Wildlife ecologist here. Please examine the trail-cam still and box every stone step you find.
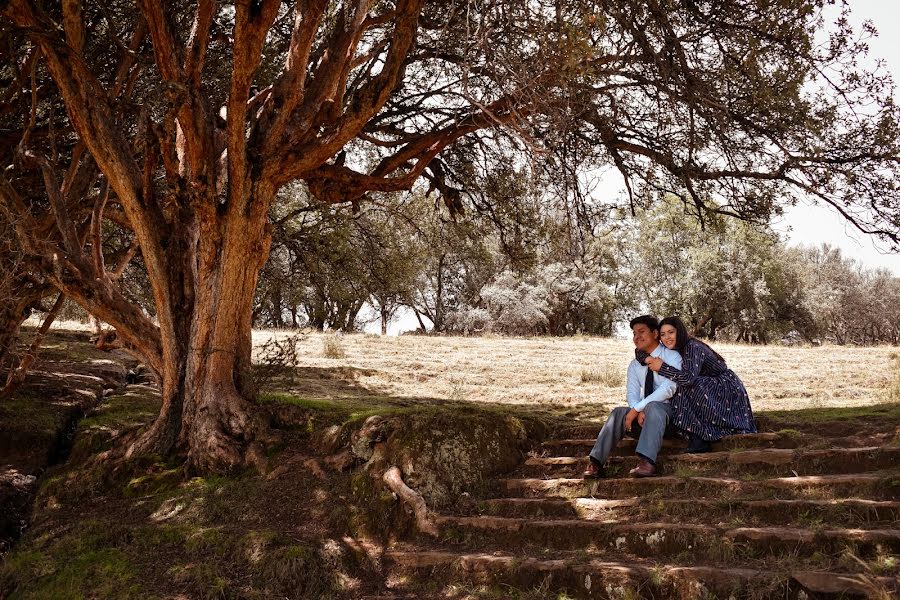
[520,446,900,478]
[536,431,894,457]
[500,472,898,501]
[432,515,900,559]
[476,497,900,527]
[538,436,690,457]
[753,413,899,438]
[558,418,897,441]
[385,550,899,599]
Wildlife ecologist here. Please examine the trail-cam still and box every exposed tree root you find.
[383,466,438,537]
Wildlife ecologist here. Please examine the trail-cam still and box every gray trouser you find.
[589,402,672,465]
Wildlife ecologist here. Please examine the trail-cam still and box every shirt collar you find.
[649,343,665,357]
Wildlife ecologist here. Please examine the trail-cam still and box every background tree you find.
[407,210,500,334]
[355,202,425,335]
[623,197,810,342]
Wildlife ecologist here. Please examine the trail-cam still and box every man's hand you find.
[624,408,639,432]
[637,411,646,427]
[645,356,663,372]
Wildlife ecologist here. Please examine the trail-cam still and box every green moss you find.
[128,524,191,551]
[0,522,145,599]
[238,530,279,564]
[77,391,160,431]
[190,473,263,524]
[32,340,111,364]
[348,471,411,540]
[124,467,184,497]
[185,528,229,556]
[258,392,345,412]
[66,389,161,463]
[8,548,143,600]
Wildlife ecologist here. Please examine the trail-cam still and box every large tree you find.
[2,0,898,472]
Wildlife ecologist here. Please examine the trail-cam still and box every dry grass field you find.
[27,321,897,414]
[250,329,899,416]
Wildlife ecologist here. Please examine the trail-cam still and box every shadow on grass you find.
[253,362,584,433]
[755,401,900,437]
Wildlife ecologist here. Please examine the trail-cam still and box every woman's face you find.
[660,324,678,350]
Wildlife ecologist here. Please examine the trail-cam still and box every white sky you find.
[774,0,899,275]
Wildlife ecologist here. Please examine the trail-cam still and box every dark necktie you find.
[644,364,655,398]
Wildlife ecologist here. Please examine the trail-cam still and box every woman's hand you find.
[644,356,663,372]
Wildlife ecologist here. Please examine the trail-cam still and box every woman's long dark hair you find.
[660,316,725,363]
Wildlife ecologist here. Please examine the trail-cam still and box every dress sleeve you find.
[657,341,704,387]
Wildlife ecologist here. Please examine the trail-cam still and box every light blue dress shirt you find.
[625,344,683,412]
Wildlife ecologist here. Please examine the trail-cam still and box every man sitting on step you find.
[582,315,682,479]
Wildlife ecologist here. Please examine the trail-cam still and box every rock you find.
[351,415,391,462]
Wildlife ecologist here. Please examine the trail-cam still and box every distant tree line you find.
[250,191,900,345]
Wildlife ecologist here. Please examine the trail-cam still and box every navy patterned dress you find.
[649,339,756,441]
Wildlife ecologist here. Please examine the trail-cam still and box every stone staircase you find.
[373,421,900,599]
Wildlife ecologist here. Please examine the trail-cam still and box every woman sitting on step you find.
[639,316,757,453]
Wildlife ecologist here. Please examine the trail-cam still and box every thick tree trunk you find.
[0,312,23,372]
[271,285,284,328]
[127,192,273,473]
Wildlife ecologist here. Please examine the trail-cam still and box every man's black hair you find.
[629,315,660,332]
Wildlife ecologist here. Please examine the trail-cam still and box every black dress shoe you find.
[681,435,712,454]
[628,458,656,478]
[582,458,606,479]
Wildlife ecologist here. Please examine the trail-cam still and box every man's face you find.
[632,323,659,352]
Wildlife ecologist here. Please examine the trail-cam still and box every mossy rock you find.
[351,408,547,509]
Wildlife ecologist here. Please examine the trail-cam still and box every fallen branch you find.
[383,466,438,537]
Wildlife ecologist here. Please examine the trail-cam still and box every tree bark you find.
[126,190,272,472]
[0,311,24,374]
[413,308,427,333]
[434,254,446,332]
[271,286,284,328]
